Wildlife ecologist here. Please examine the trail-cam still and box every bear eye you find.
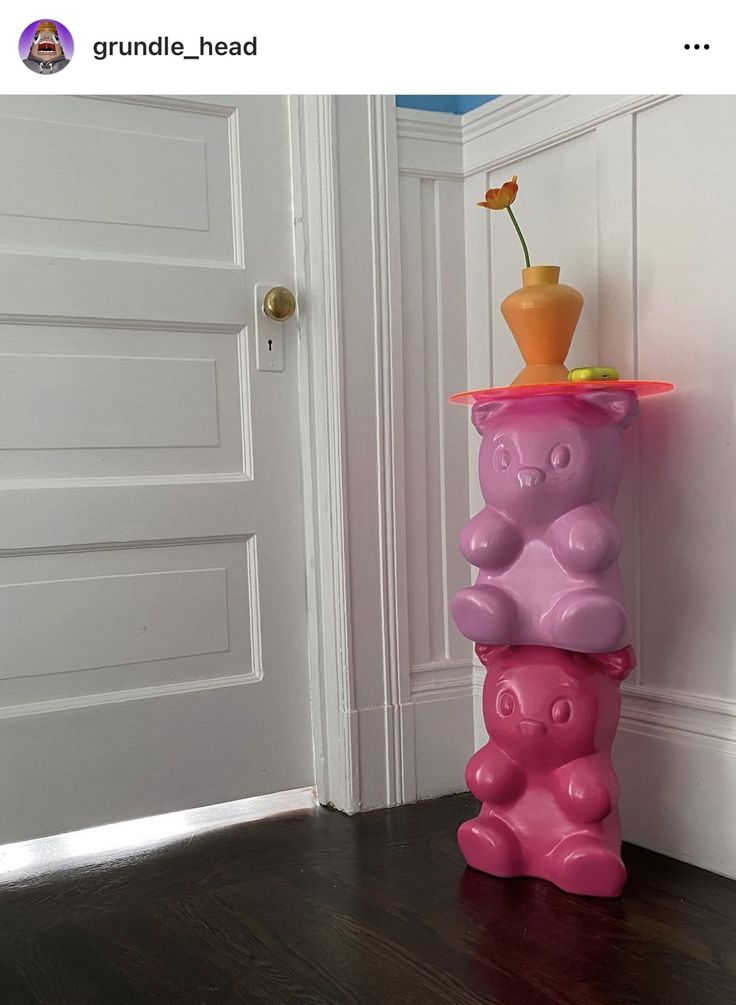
[493,445,511,472]
[550,444,571,469]
[551,699,572,723]
[497,690,515,716]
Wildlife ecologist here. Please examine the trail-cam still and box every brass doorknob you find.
[262,286,296,321]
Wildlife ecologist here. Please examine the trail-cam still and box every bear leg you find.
[451,585,519,644]
[542,589,628,653]
[546,834,626,897]
[457,814,524,877]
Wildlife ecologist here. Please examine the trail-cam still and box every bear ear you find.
[475,643,510,670]
[471,399,509,435]
[590,645,637,681]
[578,389,639,430]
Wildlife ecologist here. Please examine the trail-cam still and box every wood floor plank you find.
[0,794,733,1004]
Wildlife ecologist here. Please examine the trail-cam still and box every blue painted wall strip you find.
[395,95,499,114]
[456,95,500,114]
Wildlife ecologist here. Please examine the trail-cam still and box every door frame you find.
[290,95,413,813]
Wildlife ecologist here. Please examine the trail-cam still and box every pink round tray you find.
[449,380,674,406]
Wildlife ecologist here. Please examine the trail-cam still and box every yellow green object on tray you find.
[568,367,620,382]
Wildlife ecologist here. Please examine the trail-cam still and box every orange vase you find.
[501,265,584,386]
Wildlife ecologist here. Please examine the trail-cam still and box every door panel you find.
[0,539,260,694]
[0,95,313,843]
[0,98,236,262]
[0,324,249,476]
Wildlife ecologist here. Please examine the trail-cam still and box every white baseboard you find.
[617,686,736,877]
[410,659,475,800]
[616,720,736,880]
[412,691,474,799]
[0,786,317,884]
[342,662,476,813]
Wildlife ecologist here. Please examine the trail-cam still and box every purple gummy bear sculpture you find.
[451,390,638,653]
[458,643,635,897]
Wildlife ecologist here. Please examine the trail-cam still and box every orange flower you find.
[478,175,518,210]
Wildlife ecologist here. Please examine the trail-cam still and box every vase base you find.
[512,363,569,386]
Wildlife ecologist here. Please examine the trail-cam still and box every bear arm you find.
[459,508,523,570]
[548,504,622,574]
[465,743,526,805]
[554,756,613,823]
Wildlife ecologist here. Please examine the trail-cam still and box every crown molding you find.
[462,94,674,176]
[395,106,463,143]
[395,109,463,178]
[396,94,677,180]
[459,94,562,142]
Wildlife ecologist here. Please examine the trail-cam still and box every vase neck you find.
[522,265,560,287]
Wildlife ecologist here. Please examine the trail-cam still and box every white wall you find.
[397,95,736,878]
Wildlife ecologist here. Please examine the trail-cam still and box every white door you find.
[0,95,314,843]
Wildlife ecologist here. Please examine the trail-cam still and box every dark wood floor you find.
[0,793,734,1004]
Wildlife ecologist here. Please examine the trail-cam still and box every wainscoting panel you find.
[399,173,470,671]
[397,128,472,801]
[397,96,736,876]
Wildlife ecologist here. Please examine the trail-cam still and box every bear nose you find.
[519,719,547,736]
[517,467,545,489]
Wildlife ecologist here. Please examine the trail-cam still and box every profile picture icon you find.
[19,19,73,74]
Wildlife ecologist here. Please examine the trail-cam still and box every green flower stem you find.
[506,206,530,268]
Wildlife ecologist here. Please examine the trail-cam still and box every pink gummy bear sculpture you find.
[458,643,635,897]
[451,390,638,653]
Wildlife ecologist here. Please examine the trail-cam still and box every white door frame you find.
[289,95,413,813]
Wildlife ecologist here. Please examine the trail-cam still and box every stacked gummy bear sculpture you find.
[451,387,643,897]
[453,184,673,895]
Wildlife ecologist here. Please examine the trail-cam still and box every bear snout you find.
[517,467,545,489]
[519,719,547,736]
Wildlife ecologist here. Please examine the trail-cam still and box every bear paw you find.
[542,589,628,653]
[457,815,523,877]
[547,836,626,897]
[451,585,519,644]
